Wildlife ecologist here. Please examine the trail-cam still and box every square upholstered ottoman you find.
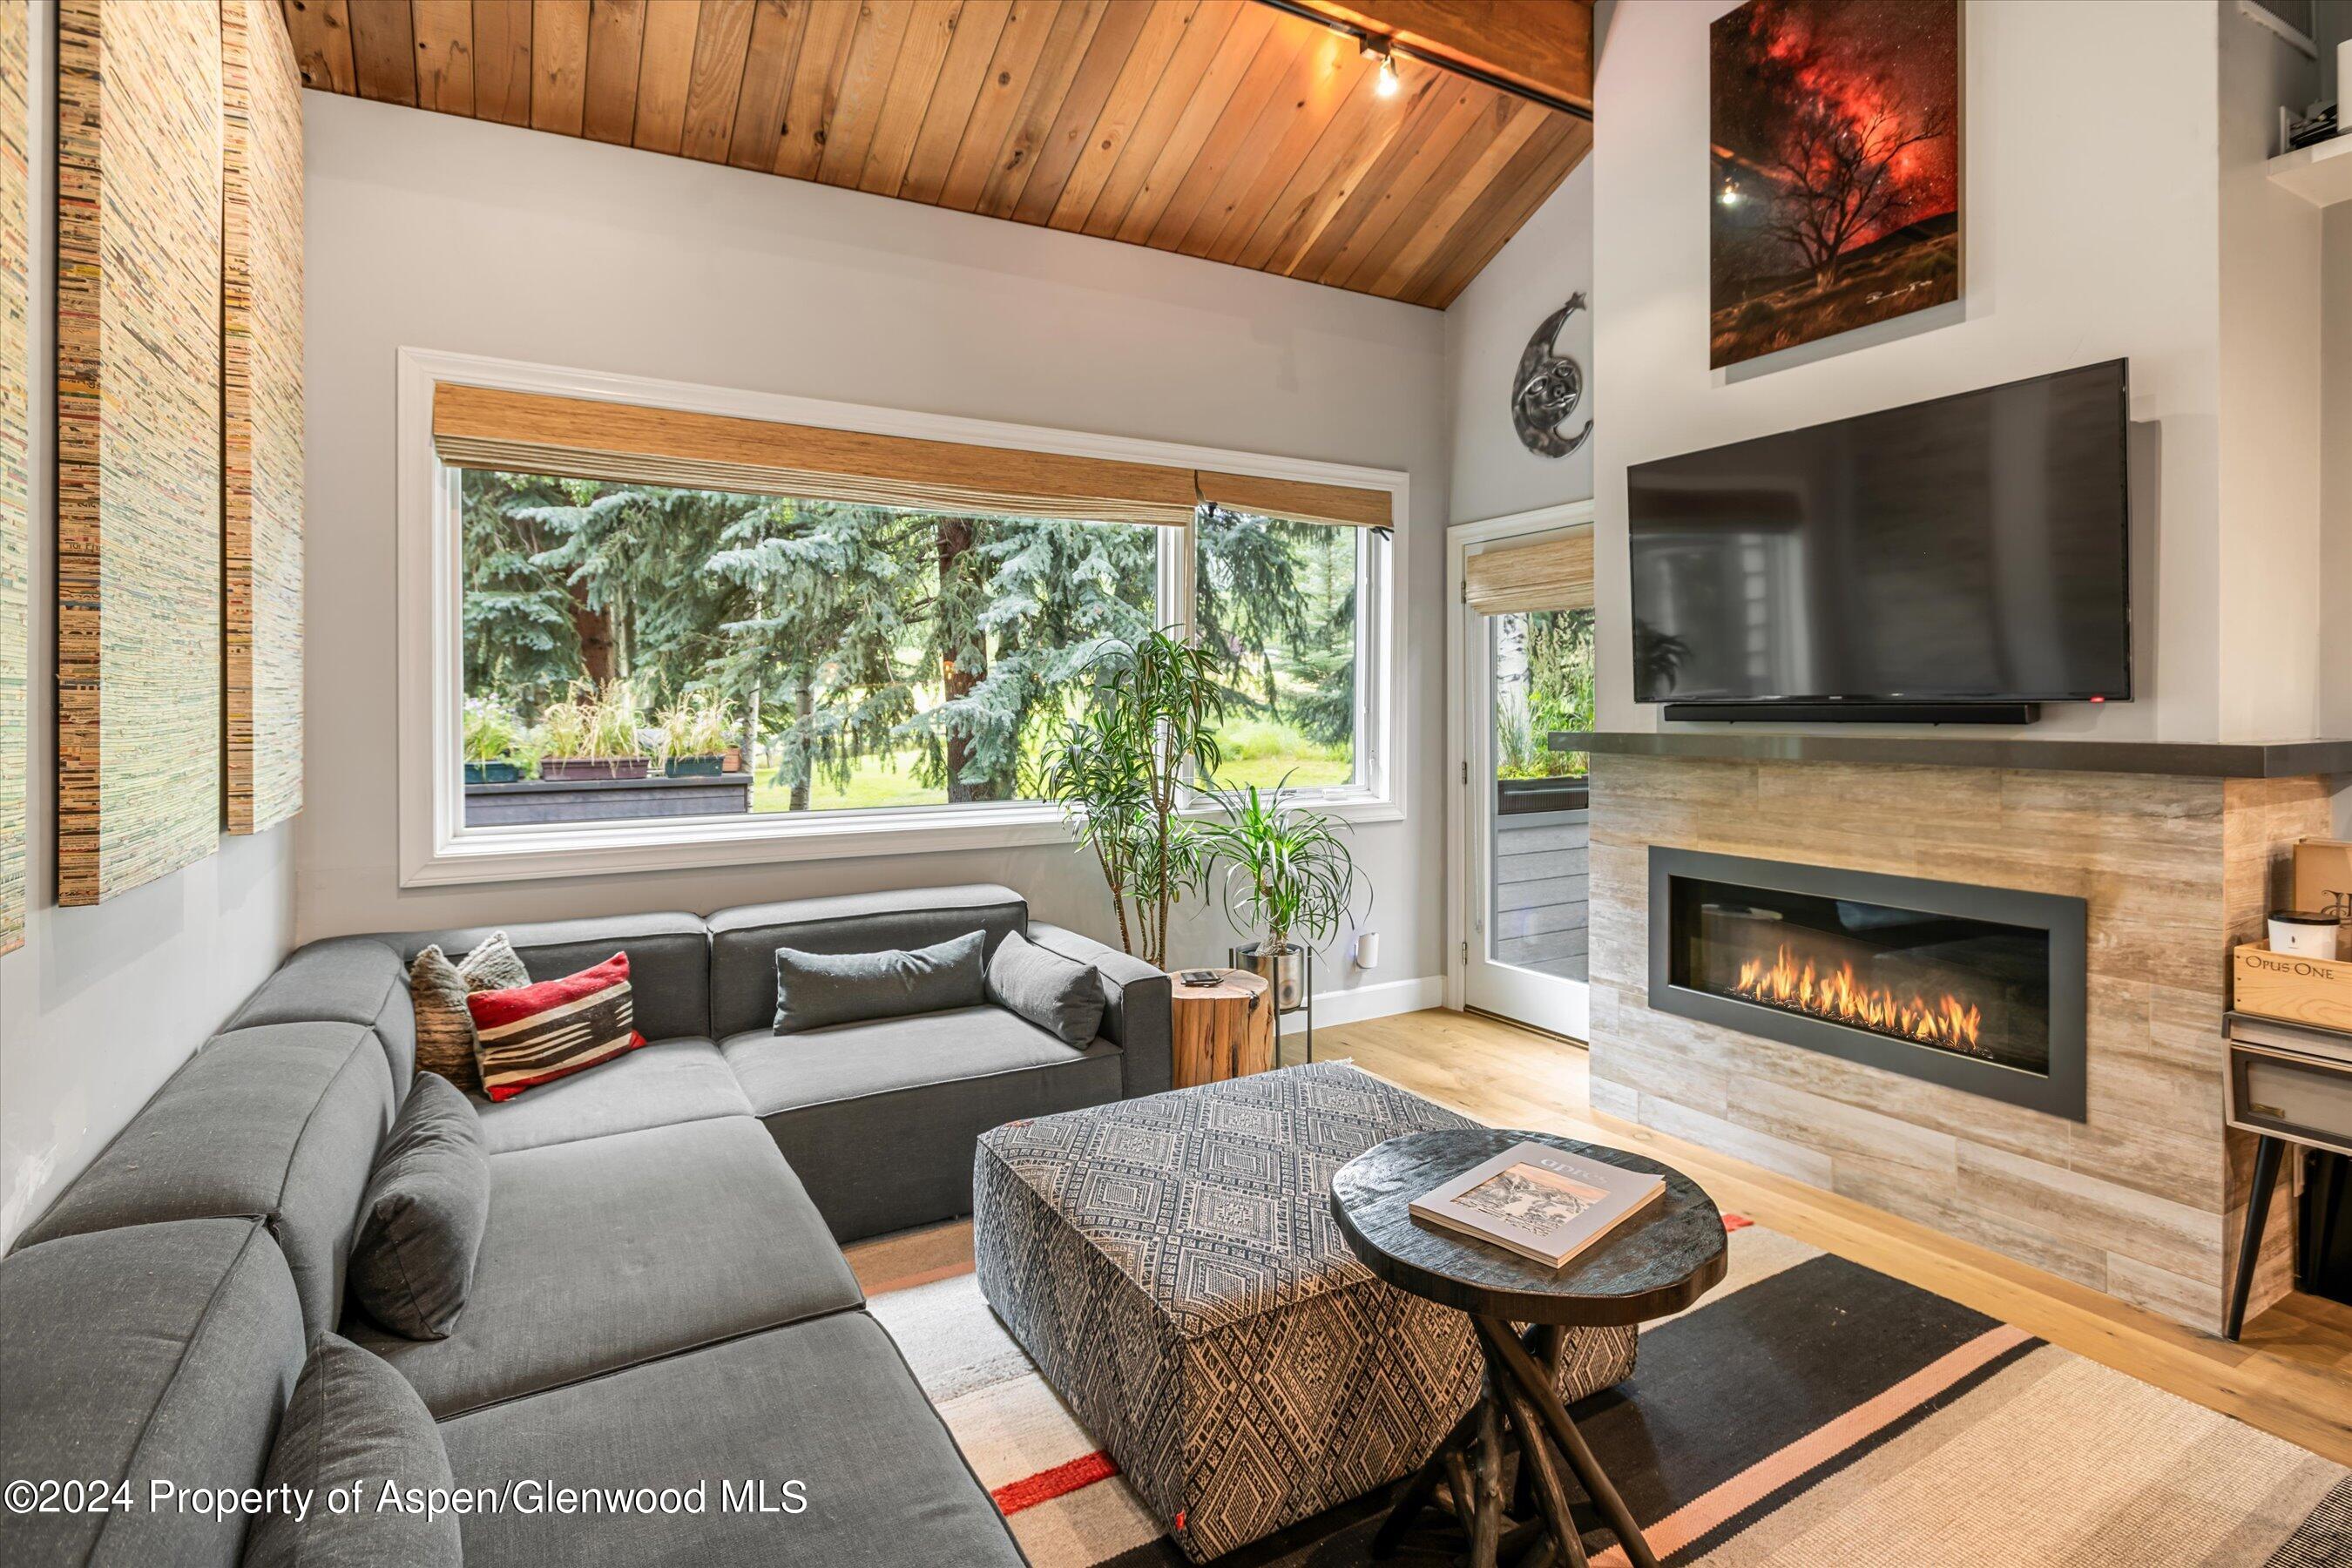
[972,1061,1638,1562]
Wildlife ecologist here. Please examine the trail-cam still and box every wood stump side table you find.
[1331,1128,1728,1568]
[1168,969,1276,1088]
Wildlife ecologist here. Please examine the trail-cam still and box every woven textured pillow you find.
[466,952,645,1102]
[409,933,530,1092]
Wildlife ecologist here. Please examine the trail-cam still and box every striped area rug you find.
[867,1219,2352,1567]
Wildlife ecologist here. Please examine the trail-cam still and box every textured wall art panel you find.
[56,0,224,905]
[0,3,27,951]
[223,0,302,835]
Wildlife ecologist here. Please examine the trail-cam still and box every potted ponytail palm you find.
[1198,780,1365,1010]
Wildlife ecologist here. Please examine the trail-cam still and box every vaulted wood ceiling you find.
[276,0,1592,308]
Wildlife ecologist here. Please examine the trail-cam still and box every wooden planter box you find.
[2234,942,2352,1034]
[1496,775,1590,817]
[539,756,652,781]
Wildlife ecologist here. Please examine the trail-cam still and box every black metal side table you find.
[1330,1128,1727,1568]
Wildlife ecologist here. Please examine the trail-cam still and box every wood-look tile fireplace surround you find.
[1571,733,2352,1334]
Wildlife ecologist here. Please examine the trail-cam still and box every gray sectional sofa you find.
[0,885,1168,1567]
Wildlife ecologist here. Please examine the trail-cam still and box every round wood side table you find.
[1166,968,1276,1088]
[1330,1128,1728,1568]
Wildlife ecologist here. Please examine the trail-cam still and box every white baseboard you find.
[1277,974,1446,1035]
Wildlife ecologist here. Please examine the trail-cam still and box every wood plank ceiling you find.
[277,0,1592,308]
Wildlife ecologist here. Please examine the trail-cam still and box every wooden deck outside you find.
[1493,804,1588,980]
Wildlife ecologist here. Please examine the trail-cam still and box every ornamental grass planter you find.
[665,754,726,778]
[538,756,652,782]
[463,760,524,785]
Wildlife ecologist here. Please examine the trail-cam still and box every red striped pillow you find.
[465,953,645,1102]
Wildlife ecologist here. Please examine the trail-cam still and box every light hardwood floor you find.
[845,1006,2352,1466]
[1310,1007,2352,1468]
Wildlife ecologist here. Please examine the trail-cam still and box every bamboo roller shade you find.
[432,385,1392,530]
[1463,528,1594,613]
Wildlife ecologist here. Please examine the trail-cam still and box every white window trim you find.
[396,348,1409,889]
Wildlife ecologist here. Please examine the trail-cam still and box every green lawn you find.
[744,720,1352,813]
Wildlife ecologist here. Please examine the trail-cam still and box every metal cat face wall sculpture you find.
[1513,294,1592,458]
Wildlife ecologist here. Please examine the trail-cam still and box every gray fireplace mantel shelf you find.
[1548,730,2352,780]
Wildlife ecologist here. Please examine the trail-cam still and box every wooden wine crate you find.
[2234,943,2352,1034]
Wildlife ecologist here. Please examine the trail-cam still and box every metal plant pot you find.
[1236,941,1306,1010]
[666,754,725,778]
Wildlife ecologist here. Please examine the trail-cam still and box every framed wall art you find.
[1709,0,1961,368]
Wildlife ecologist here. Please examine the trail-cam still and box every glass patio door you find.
[1459,524,1594,1038]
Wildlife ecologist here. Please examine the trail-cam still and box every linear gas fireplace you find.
[1648,848,2087,1120]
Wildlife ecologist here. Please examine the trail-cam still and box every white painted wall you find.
[2218,3,2327,743]
[2328,199,2352,835]
[296,93,1450,1002]
[0,17,295,1248]
[1590,0,2230,742]
[1443,164,1594,525]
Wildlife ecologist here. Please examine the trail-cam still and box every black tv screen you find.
[1627,361,2132,708]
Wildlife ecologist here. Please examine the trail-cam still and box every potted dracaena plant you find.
[1039,629,1223,971]
[1196,777,1366,1010]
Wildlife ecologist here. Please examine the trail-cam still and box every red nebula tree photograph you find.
[1708,0,1961,369]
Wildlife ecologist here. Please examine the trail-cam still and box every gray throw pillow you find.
[773,929,986,1034]
[245,1333,462,1568]
[348,1073,488,1341]
[986,929,1106,1046]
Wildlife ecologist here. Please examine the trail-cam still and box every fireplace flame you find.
[1732,943,1984,1051]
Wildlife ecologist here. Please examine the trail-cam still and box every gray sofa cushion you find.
[380,911,711,1044]
[348,1074,489,1340]
[1028,920,1175,1098]
[12,1021,396,1338]
[708,884,1027,1038]
[774,929,985,1034]
[227,936,418,1093]
[725,1006,1125,1242]
[347,1116,861,1417]
[986,928,1106,1045]
[0,1218,305,1568]
[442,1310,1024,1568]
[470,1037,754,1154]
[245,1334,462,1568]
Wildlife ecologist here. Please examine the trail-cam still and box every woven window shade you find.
[432,384,1392,530]
[1463,529,1594,614]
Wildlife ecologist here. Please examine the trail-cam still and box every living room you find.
[4,0,2352,1564]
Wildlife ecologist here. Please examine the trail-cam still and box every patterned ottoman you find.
[972,1061,1638,1562]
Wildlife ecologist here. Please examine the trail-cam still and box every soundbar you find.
[1661,702,2042,726]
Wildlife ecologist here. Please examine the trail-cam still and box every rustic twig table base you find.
[1329,1129,1729,1568]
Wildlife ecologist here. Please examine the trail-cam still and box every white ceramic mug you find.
[2268,910,2347,960]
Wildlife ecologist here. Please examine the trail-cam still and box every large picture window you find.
[402,354,1403,882]
[459,472,1163,824]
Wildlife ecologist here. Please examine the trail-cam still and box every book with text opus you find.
[1409,1143,1666,1269]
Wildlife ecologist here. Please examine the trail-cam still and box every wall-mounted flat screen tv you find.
[1627,360,2132,709]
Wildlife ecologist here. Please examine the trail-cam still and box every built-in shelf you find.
[2268,135,2352,207]
[1549,730,2352,779]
